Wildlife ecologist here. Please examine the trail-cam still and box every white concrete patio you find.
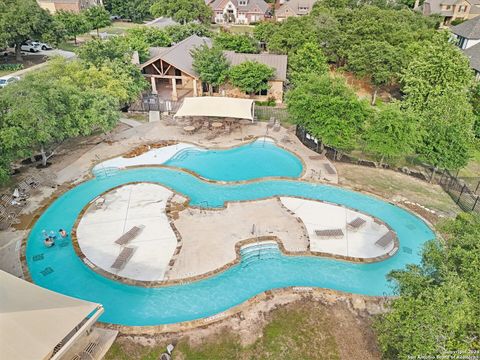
[76,183,177,281]
[280,197,395,259]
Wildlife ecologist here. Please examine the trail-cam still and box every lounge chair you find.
[273,121,281,132]
[315,229,344,238]
[324,163,336,175]
[115,225,144,245]
[375,231,396,248]
[347,217,366,230]
[111,247,136,270]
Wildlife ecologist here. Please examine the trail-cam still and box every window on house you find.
[254,88,268,96]
[239,0,247,5]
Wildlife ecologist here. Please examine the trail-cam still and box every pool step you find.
[240,242,281,268]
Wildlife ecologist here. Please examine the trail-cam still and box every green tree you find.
[363,104,420,165]
[375,213,480,359]
[125,27,171,61]
[288,42,328,85]
[214,32,259,53]
[191,44,230,95]
[228,61,275,96]
[104,0,153,23]
[77,37,132,66]
[416,92,475,174]
[253,21,278,44]
[55,10,90,44]
[84,5,111,36]
[165,23,212,43]
[0,0,52,61]
[347,40,402,105]
[150,0,212,24]
[402,33,473,112]
[286,75,371,151]
[266,16,319,55]
[471,82,480,139]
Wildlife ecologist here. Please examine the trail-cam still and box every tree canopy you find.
[191,44,230,94]
[375,213,480,358]
[150,0,212,24]
[165,23,212,43]
[228,61,275,96]
[214,32,259,53]
[287,75,371,151]
[84,5,111,36]
[288,42,329,85]
[54,10,90,44]
[104,0,153,23]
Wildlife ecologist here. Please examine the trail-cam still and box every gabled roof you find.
[0,270,102,360]
[463,41,480,71]
[210,0,269,13]
[224,51,288,81]
[451,16,480,39]
[145,17,178,28]
[276,0,318,16]
[141,35,213,78]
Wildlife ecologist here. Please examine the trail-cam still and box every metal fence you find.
[128,94,182,113]
[254,106,289,122]
[295,126,480,214]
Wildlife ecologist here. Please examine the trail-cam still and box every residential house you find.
[209,0,270,25]
[139,35,288,103]
[275,0,318,21]
[451,17,480,78]
[417,0,480,26]
[36,0,102,13]
[145,17,179,29]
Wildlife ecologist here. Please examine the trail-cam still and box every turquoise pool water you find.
[26,167,435,326]
[164,139,303,181]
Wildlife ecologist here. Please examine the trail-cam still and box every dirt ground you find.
[106,292,382,360]
[335,162,460,221]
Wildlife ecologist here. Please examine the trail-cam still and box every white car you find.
[0,76,20,88]
[31,41,52,50]
[20,42,40,53]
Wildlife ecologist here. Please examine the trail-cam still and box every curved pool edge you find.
[22,167,436,326]
[96,286,392,334]
[91,135,308,182]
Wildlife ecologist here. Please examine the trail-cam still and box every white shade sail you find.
[174,96,254,120]
[0,270,102,360]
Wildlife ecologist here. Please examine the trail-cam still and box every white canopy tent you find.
[0,270,103,360]
[174,96,254,120]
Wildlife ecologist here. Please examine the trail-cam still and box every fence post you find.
[457,184,466,205]
[473,195,479,212]
[476,180,480,195]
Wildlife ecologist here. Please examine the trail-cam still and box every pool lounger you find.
[347,217,366,230]
[315,229,344,238]
[115,225,144,245]
[324,163,336,175]
[111,247,136,270]
[375,231,396,248]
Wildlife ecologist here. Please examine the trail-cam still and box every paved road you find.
[3,49,76,78]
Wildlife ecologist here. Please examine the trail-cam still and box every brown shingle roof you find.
[223,51,288,81]
[463,42,480,72]
[451,16,480,39]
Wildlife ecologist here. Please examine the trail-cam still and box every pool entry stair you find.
[240,241,281,268]
[92,167,119,179]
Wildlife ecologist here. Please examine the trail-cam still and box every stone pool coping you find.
[90,136,309,182]
[95,286,392,334]
[66,172,400,287]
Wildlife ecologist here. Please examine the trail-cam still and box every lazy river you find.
[26,142,435,326]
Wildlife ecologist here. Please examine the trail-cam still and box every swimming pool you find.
[25,143,435,326]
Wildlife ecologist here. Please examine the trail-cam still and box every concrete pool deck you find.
[76,183,177,281]
[280,197,396,259]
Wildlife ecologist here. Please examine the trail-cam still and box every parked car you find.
[19,42,40,53]
[31,41,52,50]
[0,76,20,88]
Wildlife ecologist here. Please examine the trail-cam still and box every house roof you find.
[141,35,213,77]
[210,0,269,13]
[224,51,288,81]
[451,16,480,39]
[145,17,179,28]
[463,41,480,71]
[276,0,318,16]
[0,270,102,360]
[142,35,288,82]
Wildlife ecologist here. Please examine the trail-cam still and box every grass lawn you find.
[0,69,11,77]
[97,21,141,35]
[56,41,78,53]
[104,300,376,360]
[335,162,460,217]
[211,24,255,34]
